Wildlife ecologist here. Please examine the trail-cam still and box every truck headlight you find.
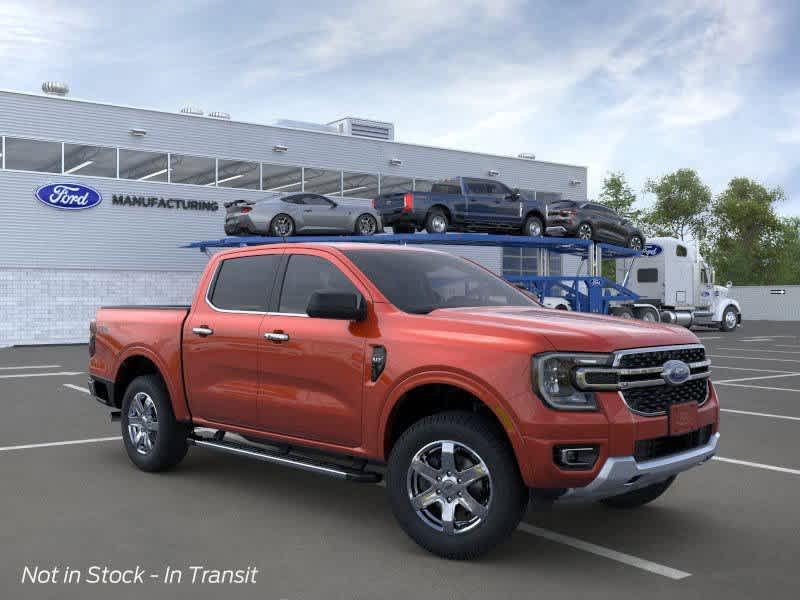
[532,353,613,411]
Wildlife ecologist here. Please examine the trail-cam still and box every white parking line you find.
[0,364,61,370]
[708,354,800,363]
[517,524,691,580]
[714,373,800,384]
[0,371,84,379]
[696,336,722,340]
[773,344,800,349]
[0,437,121,453]
[714,382,800,393]
[713,456,800,476]
[717,347,800,355]
[711,365,796,373]
[63,383,90,394]
[721,408,800,422]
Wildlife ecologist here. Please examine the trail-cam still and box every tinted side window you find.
[210,255,281,311]
[466,182,487,194]
[279,255,359,314]
[637,268,659,283]
[430,184,461,194]
[305,195,333,206]
[283,195,305,205]
[676,245,688,257]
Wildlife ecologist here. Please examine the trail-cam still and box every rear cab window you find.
[209,254,282,311]
[278,254,360,315]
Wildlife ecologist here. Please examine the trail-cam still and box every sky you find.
[2,0,799,213]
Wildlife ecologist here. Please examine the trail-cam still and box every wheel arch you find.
[112,349,174,412]
[427,204,452,222]
[523,209,545,224]
[378,372,527,477]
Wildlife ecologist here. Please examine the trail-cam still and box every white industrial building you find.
[0,85,588,346]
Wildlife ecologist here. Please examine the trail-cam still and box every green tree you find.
[598,171,640,220]
[642,169,711,241]
[707,178,787,285]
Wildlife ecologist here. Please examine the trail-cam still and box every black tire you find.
[522,215,544,237]
[576,222,593,240]
[355,213,379,236]
[425,209,449,234]
[224,224,240,236]
[387,411,528,560]
[269,214,295,237]
[634,306,660,323]
[121,375,189,472]
[611,306,635,319]
[600,476,676,509]
[392,224,416,234]
[628,234,644,250]
[720,306,739,332]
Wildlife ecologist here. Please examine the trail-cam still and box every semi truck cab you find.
[617,236,741,331]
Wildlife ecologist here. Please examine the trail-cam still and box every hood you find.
[425,306,699,353]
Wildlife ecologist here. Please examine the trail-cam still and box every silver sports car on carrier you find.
[224,192,384,237]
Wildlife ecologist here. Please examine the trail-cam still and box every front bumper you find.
[559,432,720,502]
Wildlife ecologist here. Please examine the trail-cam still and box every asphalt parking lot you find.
[2,321,800,599]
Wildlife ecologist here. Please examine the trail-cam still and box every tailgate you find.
[373,192,408,212]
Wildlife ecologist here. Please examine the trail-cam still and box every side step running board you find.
[188,436,381,483]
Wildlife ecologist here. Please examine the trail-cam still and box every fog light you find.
[554,446,599,469]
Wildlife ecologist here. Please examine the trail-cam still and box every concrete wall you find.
[729,285,800,321]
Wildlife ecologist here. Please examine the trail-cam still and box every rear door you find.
[257,251,369,447]
[463,179,492,226]
[183,251,282,426]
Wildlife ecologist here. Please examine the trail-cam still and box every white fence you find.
[729,285,800,321]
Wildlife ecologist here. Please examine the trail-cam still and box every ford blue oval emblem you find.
[662,360,691,386]
[642,244,663,257]
[35,183,103,210]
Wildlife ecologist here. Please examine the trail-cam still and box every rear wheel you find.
[355,213,379,236]
[634,306,660,322]
[720,306,739,332]
[628,234,644,250]
[387,411,527,559]
[611,306,634,319]
[523,215,544,237]
[121,375,188,472]
[576,222,593,240]
[425,209,449,234]
[600,476,676,509]
[270,214,295,237]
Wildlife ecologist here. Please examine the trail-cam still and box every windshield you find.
[343,249,539,314]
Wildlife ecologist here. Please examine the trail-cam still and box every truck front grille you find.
[621,379,709,415]
[618,346,706,369]
[634,425,713,461]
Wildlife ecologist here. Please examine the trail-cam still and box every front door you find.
[183,252,282,426]
[258,251,368,447]
[484,181,520,227]
[301,194,344,232]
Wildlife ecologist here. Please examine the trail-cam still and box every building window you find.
[342,171,379,198]
[63,143,117,177]
[380,176,413,195]
[304,167,342,195]
[4,137,61,173]
[262,163,302,192]
[119,149,168,182]
[170,154,216,186]
[217,159,260,189]
[502,248,562,277]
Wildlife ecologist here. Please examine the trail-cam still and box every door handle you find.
[304,209,313,213]
[192,326,214,336]
[264,332,290,342]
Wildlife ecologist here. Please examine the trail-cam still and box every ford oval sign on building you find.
[35,183,103,210]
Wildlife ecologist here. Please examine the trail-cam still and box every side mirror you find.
[508,188,521,200]
[307,291,366,321]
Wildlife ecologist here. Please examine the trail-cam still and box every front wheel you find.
[600,476,676,509]
[355,213,379,236]
[522,215,544,237]
[720,306,739,332]
[121,375,189,472]
[387,411,527,559]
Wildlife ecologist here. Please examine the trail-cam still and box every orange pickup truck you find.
[89,242,719,559]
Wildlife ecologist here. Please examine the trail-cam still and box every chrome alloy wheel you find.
[527,219,543,236]
[724,308,738,329]
[577,223,593,240]
[406,440,492,535]
[430,215,447,233]
[127,392,159,455]
[357,214,377,235]
[272,215,294,236]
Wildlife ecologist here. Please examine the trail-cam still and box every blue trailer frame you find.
[184,233,641,315]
